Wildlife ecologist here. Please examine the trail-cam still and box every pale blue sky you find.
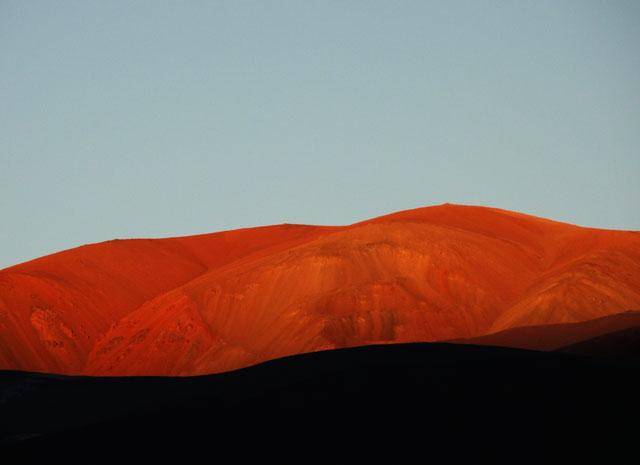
[1,1,639,268]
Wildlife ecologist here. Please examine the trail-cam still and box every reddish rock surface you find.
[1,203,639,375]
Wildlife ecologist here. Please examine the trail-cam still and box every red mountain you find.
[1,204,639,375]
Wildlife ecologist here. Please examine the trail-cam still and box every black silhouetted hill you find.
[2,341,638,463]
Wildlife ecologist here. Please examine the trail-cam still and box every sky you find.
[1,1,639,268]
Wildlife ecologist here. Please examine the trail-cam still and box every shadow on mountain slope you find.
[453,310,640,351]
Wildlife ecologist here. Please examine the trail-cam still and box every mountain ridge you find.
[2,203,639,375]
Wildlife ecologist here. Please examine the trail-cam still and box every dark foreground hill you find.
[2,341,639,463]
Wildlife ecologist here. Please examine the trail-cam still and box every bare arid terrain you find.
[2,203,639,376]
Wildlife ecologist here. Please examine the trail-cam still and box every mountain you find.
[1,203,639,375]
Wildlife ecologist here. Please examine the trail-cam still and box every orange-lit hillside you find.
[1,204,639,376]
